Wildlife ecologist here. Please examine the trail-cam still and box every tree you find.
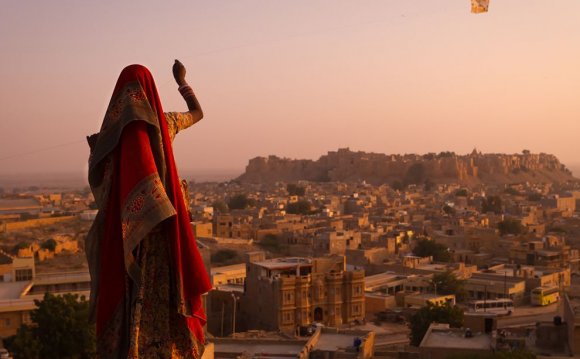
[498,218,525,236]
[443,205,456,215]
[5,293,95,359]
[286,184,305,196]
[211,249,240,265]
[4,325,41,359]
[432,271,466,302]
[286,200,312,215]
[257,233,287,254]
[413,239,450,262]
[13,241,30,253]
[212,200,229,213]
[228,194,252,210]
[391,180,405,191]
[410,303,463,346]
[41,239,57,251]
[482,196,503,214]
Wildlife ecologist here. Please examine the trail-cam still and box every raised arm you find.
[172,59,203,125]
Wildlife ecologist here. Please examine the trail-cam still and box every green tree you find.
[211,249,240,265]
[413,239,450,262]
[410,303,463,346]
[212,200,229,213]
[4,325,41,359]
[257,234,285,253]
[13,241,30,253]
[482,196,503,214]
[498,218,525,236]
[391,180,405,191]
[286,200,312,215]
[455,189,468,197]
[228,194,252,210]
[443,205,456,215]
[432,271,466,302]
[6,293,95,359]
[286,184,305,196]
[41,239,57,251]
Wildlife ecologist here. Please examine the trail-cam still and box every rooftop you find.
[420,324,492,350]
[313,333,358,351]
[254,257,312,270]
[0,198,41,210]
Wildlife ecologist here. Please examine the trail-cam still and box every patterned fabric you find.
[165,112,195,141]
[87,65,211,359]
[128,233,202,359]
[121,173,176,281]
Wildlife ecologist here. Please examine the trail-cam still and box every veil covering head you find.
[86,64,211,350]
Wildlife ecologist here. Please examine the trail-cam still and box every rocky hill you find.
[237,148,577,185]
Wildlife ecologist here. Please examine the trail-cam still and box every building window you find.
[15,269,33,281]
[3,318,10,327]
[353,304,360,314]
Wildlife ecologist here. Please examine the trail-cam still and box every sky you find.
[1,1,580,180]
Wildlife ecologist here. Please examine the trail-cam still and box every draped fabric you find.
[86,64,211,358]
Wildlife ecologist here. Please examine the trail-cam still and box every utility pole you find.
[231,293,237,337]
[221,301,225,337]
[504,272,507,299]
[484,284,487,312]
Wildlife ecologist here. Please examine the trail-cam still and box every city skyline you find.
[1,1,580,176]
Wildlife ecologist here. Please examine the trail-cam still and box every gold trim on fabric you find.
[121,172,176,282]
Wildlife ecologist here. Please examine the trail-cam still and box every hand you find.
[173,59,187,86]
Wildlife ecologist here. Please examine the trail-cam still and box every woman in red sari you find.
[86,61,211,358]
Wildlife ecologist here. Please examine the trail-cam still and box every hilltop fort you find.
[237,148,576,185]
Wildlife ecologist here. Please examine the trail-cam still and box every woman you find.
[86,61,211,358]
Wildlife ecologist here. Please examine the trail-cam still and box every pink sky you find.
[1,1,579,178]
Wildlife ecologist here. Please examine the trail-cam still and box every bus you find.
[467,298,514,315]
[531,286,560,306]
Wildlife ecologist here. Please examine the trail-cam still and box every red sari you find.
[86,65,211,358]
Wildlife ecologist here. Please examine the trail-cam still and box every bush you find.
[228,194,253,210]
[286,200,312,215]
[287,184,305,196]
[211,249,240,265]
[413,239,450,262]
[41,239,57,251]
[258,234,283,253]
[498,218,525,236]
[5,293,95,359]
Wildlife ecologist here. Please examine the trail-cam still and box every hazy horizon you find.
[1,150,579,190]
[2,1,580,176]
